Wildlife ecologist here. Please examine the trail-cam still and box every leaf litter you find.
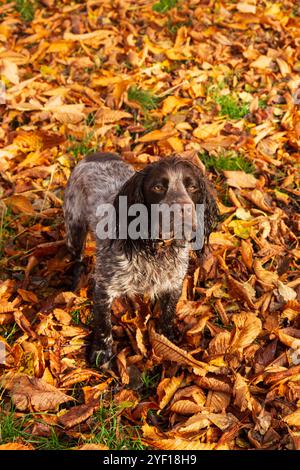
[0,0,300,451]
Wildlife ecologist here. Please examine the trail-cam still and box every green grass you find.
[0,323,18,345]
[0,400,145,450]
[70,309,81,325]
[87,403,146,450]
[0,404,75,450]
[167,18,192,35]
[127,86,160,112]
[215,94,249,119]
[152,0,179,13]
[199,151,255,174]
[258,98,268,109]
[15,0,36,22]
[0,207,16,257]
[67,132,98,162]
[141,371,160,389]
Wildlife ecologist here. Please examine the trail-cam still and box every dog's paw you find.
[89,347,112,368]
[87,336,113,368]
[158,324,179,343]
[71,260,87,291]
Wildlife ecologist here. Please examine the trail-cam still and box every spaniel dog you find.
[63,152,218,366]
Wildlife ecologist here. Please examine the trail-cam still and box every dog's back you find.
[63,152,134,255]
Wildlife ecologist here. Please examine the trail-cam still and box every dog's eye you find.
[187,185,199,193]
[152,184,165,192]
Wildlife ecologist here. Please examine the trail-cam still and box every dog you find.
[63,152,218,366]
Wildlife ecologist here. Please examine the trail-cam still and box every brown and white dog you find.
[63,152,218,366]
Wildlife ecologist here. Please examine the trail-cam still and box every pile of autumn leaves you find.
[0,0,300,451]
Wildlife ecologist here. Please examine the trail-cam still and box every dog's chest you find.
[108,248,189,300]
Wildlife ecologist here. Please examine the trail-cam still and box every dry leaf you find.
[157,374,183,410]
[224,171,258,189]
[229,313,262,352]
[150,328,214,376]
[2,373,73,411]
[58,401,99,429]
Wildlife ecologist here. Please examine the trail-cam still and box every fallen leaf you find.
[2,373,74,411]
[224,171,258,189]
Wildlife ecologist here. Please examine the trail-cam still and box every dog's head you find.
[114,156,219,251]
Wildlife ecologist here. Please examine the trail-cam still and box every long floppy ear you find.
[203,178,219,241]
[115,170,145,207]
[112,170,146,256]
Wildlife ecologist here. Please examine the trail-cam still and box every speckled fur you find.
[63,152,218,366]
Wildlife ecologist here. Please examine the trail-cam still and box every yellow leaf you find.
[138,128,177,143]
[47,41,73,53]
[142,424,215,450]
[167,136,184,152]
[209,231,236,247]
[193,122,224,140]
[283,409,300,427]
[228,220,252,239]
[0,443,34,450]
[1,59,19,85]
[157,374,183,410]
[161,96,191,115]
[96,109,132,124]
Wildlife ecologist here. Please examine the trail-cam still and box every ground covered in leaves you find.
[0,0,300,451]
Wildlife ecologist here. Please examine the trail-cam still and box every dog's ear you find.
[112,170,145,252]
[114,170,145,207]
[203,179,219,241]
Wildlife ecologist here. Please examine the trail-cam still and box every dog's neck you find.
[112,237,188,260]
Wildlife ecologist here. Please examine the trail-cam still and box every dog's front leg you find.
[88,284,113,366]
[157,288,182,341]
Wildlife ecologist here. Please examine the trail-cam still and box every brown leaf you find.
[205,391,230,412]
[58,401,99,429]
[226,275,256,308]
[60,369,102,388]
[13,310,37,339]
[195,376,232,394]
[5,195,35,215]
[253,260,278,286]
[142,424,215,450]
[209,331,231,356]
[83,379,114,403]
[243,190,272,213]
[150,328,214,376]
[233,374,252,411]
[224,171,258,189]
[276,328,300,350]
[17,289,38,303]
[178,413,210,434]
[116,349,130,385]
[136,328,147,356]
[170,400,203,415]
[2,373,74,411]
[229,313,262,352]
